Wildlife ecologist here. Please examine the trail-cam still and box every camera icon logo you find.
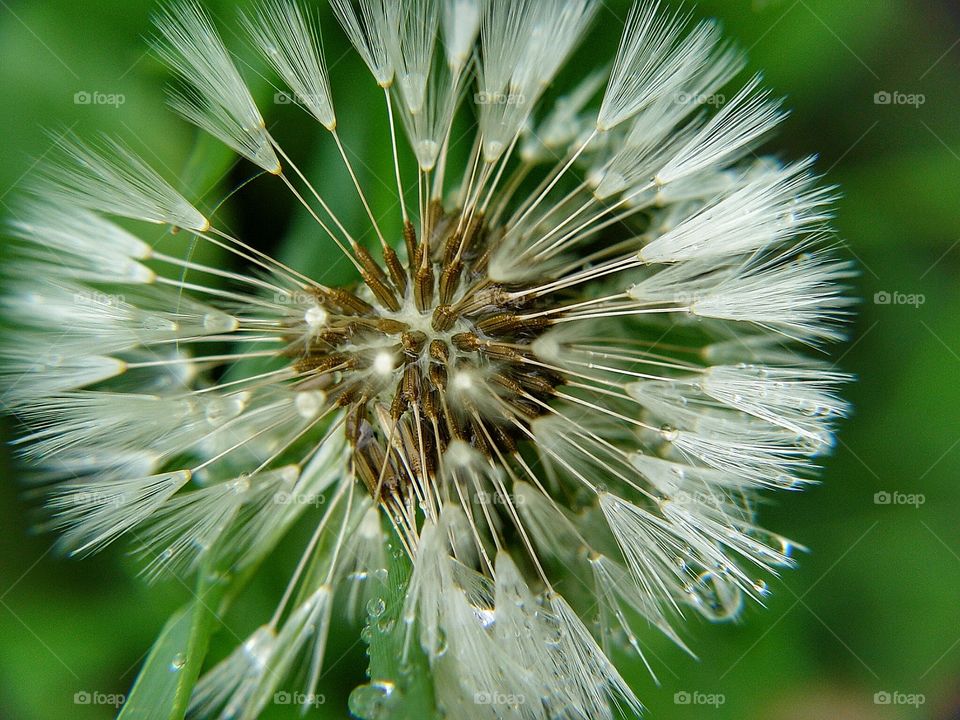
[874,691,892,705]
[874,91,892,105]
[874,491,892,505]
[74,691,92,705]
[674,691,692,705]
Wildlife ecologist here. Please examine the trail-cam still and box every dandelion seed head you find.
[2,1,853,717]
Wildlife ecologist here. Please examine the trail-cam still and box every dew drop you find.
[348,680,399,720]
[366,597,386,618]
[435,632,449,657]
[170,653,186,671]
[660,424,679,442]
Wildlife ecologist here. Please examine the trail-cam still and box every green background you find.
[0,0,957,718]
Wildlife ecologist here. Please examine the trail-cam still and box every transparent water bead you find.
[348,680,399,719]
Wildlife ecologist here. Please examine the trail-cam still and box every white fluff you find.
[244,0,337,130]
[330,0,398,87]
[35,133,208,230]
[50,469,192,554]
[598,2,720,132]
[655,74,787,185]
[640,159,835,263]
[154,1,280,172]
[691,252,855,342]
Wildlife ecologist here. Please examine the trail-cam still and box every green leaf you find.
[348,536,436,720]
[116,566,227,720]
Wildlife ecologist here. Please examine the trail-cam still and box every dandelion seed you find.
[3,1,852,718]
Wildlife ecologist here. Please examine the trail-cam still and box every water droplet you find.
[660,424,679,442]
[205,396,245,426]
[434,629,448,657]
[348,681,399,719]
[688,571,743,622]
[170,653,186,671]
[366,597,386,618]
[295,390,326,419]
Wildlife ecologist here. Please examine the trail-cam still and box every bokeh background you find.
[0,0,958,718]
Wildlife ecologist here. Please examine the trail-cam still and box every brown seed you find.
[493,424,518,454]
[431,304,459,332]
[402,331,428,354]
[429,364,448,390]
[439,259,463,305]
[429,339,450,363]
[517,372,560,397]
[462,213,485,256]
[295,352,355,374]
[383,245,408,295]
[479,342,524,362]
[402,365,421,403]
[373,318,409,335]
[477,313,549,335]
[403,220,418,262]
[325,288,375,316]
[451,332,481,352]
[391,376,410,419]
[360,269,401,312]
[414,257,435,312]
[355,243,387,282]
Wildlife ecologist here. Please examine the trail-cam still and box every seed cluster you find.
[288,207,563,502]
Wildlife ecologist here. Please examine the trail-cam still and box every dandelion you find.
[2,1,853,718]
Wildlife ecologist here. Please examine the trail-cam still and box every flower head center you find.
[290,209,561,502]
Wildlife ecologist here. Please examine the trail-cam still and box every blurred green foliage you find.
[0,0,958,718]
